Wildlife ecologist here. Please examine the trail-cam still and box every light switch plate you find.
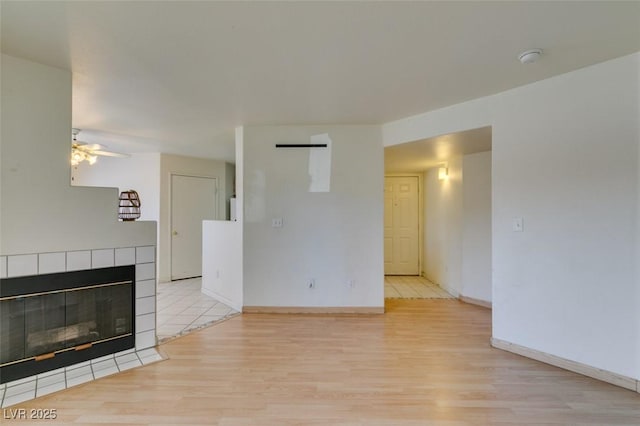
[512,217,524,232]
[272,218,283,228]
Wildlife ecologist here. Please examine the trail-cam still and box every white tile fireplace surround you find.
[0,245,157,358]
[0,245,159,407]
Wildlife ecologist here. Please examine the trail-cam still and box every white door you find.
[384,176,420,275]
[171,175,218,280]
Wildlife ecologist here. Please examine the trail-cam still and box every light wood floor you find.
[13,299,640,424]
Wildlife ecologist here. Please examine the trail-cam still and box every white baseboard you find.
[243,306,385,314]
[491,337,639,393]
[420,275,459,299]
[201,287,242,312]
[439,283,459,298]
[459,295,492,309]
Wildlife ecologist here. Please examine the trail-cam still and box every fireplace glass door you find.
[1,282,132,367]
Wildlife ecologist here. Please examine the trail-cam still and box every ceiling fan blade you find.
[92,150,130,158]
[73,142,104,151]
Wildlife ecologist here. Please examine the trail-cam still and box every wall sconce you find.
[118,190,141,221]
[438,167,449,180]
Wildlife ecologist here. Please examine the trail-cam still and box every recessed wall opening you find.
[383,126,492,305]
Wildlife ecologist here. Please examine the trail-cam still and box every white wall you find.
[71,153,161,222]
[202,221,242,311]
[422,152,492,302]
[491,54,638,379]
[385,52,640,380]
[202,130,244,311]
[243,125,384,308]
[158,154,229,282]
[383,96,492,148]
[461,151,492,302]
[0,54,156,256]
[423,157,463,296]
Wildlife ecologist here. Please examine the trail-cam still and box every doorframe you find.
[384,173,424,276]
[169,173,219,281]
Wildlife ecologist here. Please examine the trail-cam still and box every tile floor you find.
[384,275,454,299]
[156,278,239,342]
[0,348,164,408]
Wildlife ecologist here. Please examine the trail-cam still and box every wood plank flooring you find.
[11,299,640,424]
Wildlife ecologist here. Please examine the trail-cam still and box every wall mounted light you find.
[438,167,449,180]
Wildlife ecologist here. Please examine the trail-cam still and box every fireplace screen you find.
[1,282,132,366]
[0,266,135,383]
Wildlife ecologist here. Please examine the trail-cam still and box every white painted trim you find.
[438,281,459,298]
[421,273,459,298]
[201,286,242,313]
[491,337,638,393]
[459,295,491,309]
[169,173,219,281]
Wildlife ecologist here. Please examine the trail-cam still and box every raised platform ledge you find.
[491,337,639,393]
[243,306,384,314]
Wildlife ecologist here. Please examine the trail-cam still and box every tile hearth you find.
[384,275,454,299]
[0,348,163,408]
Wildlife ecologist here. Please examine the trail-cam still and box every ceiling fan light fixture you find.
[71,150,83,166]
[70,128,129,166]
[71,146,99,166]
[71,128,93,166]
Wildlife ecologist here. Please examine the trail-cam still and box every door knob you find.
[172,230,178,236]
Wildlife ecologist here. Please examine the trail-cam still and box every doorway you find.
[170,174,218,280]
[383,126,493,304]
[384,176,420,275]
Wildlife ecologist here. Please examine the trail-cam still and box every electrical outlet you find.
[272,218,283,228]
[347,279,356,288]
[308,279,316,289]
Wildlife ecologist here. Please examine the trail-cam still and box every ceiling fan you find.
[71,128,129,166]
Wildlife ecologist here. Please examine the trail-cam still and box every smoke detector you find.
[518,49,543,64]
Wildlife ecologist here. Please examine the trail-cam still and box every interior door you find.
[384,176,420,275]
[171,175,218,280]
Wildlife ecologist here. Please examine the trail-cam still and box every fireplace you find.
[0,266,135,383]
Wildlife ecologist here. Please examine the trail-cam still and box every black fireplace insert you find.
[0,266,135,384]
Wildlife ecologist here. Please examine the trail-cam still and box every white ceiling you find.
[2,1,639,163]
